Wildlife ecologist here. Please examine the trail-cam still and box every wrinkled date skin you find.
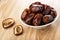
[33,13,43,26]
[43,15,53,24]
[50,9,57,18]
[21,2,57,26]
[30,5,43,13]
[21,8,30,20]
[43,5,51,15]
[29,2,43,13]
[25,13,35,25]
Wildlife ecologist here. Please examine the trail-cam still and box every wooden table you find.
[0,0,60,40]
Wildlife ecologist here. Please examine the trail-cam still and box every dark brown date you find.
[43,15,53,24]
[43,5,51,15]
[51,9,57,18]
[25,13,35,25]
[29,2,43,13]
[21,2,57,26]
[33,13,43,26]
[21,8,30,20]
[30,4,43,13]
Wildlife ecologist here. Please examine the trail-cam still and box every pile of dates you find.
[21,2,57,26]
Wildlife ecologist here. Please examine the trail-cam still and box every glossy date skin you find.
[43,15,53,24]
[21,8,30,20]
[29,2,43,13]
[25,13,35,25]
[33,13,43,26]
[21,2,57,26]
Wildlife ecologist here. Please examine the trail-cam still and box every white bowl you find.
[20,6,59,29]
[20,1,59,29]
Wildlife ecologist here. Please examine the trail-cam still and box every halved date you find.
[2,18,15,28]
[14,25,23,35]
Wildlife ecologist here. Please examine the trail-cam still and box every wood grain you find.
[0,0,60,40]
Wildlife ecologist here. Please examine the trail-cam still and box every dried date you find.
[43,15,53,23]
[43,5,51,15]
[14,25,23,35]
[50,9,57,18]
[25,13,35,25]
[33,13,43,26]
[21,8,30,20]
[2,18,15,28]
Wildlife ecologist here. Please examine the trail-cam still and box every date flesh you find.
[14,25,23,35]
[2,18,15,28]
